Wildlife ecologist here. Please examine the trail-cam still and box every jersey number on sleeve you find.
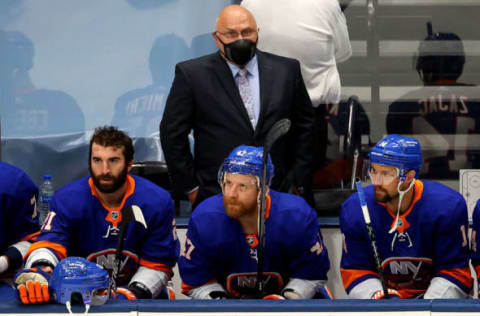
[41,211,56,231]
[182,237,195,261]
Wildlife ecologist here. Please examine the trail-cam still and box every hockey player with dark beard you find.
[340,135,472,299]
[14,126,179,304]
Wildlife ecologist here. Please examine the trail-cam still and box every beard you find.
[90,165,128,194]
[374,185,399,203]
[224,196,257,220]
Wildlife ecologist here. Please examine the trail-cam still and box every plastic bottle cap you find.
[44,174,52,180]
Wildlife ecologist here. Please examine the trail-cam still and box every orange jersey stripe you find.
[181,281,194,294]
[398,288,427,299]
[265,194,271,219]
[21,231,41,242]
[379,180,424,234]
[438,267,473,289]
[139,258,173,276]
[24,241,67,260]
[181,278,217,294]
[89,175,136,227]
[340,268,377,290]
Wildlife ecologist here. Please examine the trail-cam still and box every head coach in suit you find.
[160,5,315,207]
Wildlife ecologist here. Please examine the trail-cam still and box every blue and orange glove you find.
[116,282,176,300]
[158,282,176,300]
[315,285,334,299]
[371,288,403,299]
[115,287,138,300]
[96,287,139,300]
[14,268,51,304]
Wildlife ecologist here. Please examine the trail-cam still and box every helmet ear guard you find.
[50,257,109,313]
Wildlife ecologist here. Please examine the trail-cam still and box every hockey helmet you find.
[50,257,109,307]
[149,33,190,85]
[1,31,34,71]
[218,145,274,187]
[415,24,465,83]
[369,135,422,180]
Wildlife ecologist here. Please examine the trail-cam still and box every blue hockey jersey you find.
[471,200,480,278]
[179,190,330,298]
[0,162,39,252]
[26,175,179,285]
[340,180,471,298]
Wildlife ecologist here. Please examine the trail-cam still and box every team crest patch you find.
[111,211,120,221]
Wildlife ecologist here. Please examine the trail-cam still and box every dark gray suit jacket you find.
[160,50,314,198]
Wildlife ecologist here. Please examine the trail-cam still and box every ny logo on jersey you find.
[389,260,423,279]
[102,225,120,238]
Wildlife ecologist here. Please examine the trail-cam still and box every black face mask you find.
[219,38,256,66]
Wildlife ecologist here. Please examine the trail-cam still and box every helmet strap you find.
[389,178,415,234]
[65,299,91,315]
[66,301,73,315]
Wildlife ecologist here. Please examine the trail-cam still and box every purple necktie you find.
[237,69,256,128]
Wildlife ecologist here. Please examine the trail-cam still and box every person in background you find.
[160,5,315,207]
[242,0,352,198]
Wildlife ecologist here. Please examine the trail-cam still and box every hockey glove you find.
[115,287,137,300]
[314,285,334,299]
[157,281,176,300]
[14,268,51,304]
[371,289,402,299]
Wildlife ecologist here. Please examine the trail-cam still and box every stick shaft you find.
[355,180,389,295]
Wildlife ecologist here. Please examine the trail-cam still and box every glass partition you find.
[1,0,479,217]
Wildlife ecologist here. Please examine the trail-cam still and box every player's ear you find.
[405,170,416,183]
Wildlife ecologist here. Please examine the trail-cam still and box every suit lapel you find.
[256,50,273,136]
[211,52,253,127]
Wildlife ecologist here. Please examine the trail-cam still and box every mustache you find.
[374,185,387,192]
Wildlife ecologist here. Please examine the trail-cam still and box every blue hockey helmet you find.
[218,145,274,187]
[369,135,422,179]
[50,257,109,306]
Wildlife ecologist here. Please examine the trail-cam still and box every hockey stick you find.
[256,118,291,297]
[355,179,389,298]
[107,205,147,299]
